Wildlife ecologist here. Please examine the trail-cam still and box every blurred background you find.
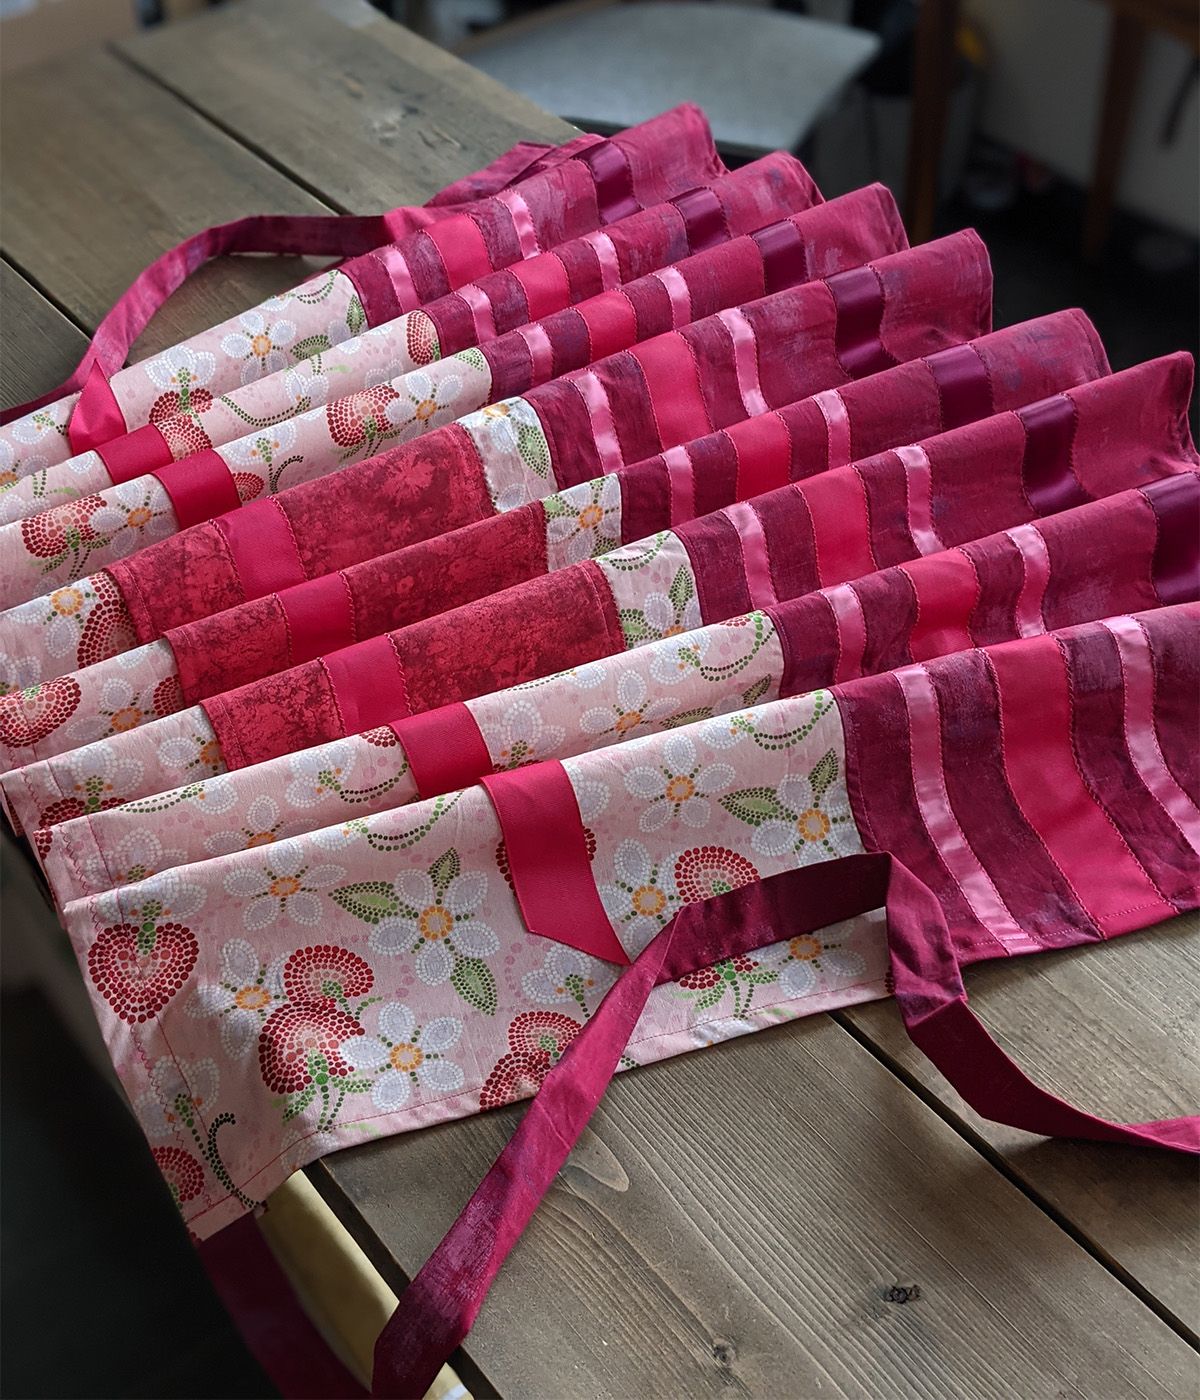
[1,0,1197,1395]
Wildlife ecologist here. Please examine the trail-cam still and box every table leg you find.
[1083,8,1148,261]
[904,0,961,243]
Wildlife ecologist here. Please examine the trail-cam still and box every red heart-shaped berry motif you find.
[326,386,400,448]
[88,920,199,1023]
[20,496,102,559]
[0,674,81,748]
[405,313,439,368]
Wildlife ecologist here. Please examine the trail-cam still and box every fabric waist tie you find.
[0,138,571,449]
[371,850,1198,1398]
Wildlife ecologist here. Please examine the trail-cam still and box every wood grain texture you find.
[313,1009,1195,1400]
[0,49,331,359]
[0,261,89,410]
[841,912,1200,1332]
[115,0,576,213]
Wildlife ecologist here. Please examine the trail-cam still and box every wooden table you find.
[2,2,1197,1394]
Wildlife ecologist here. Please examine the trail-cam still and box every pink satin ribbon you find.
[823,581,868,683]
[152,451,241,530]
[1005,522,1051,638]
[723,500,778,608]
[95,422,174,484]
[717,307,769,417]
[892,443,943,556]
[811,387,852,470]
[214,498,307,600]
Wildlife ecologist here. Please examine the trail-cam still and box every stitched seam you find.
[1055,629,1173,911]
[386,632,413,720]
[339,570,359,646]
[852,464,879,573]
[319,656,349,738]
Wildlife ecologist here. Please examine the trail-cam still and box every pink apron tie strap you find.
[371,850,1198,1398]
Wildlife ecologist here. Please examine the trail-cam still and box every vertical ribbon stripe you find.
[803,469,875,587]
[152,451,242,531]
[278,572,356,667]
[581,230,622,290]
[493,187,541,257]
[508,253,572,322]
[902,550,980,661]
[823,582,867,683]
[632,333,711,447]
[892,443,943,556]
[321,635,408,736]
[514,323,554,384]
[1005,523,1051,638]
[653,267,692,329]
[455,282,497,343]
[716,308,769,417]
[481,762,630,964]
[894,664,1039,954]
[662,444,697,526]
[1099,614,1200,856]
[825,264,896,378]
[728,412,791,501]
[96,422,173,484]
[811,388,852,470]
[575,290,639,362]
[391,702,494,801]
[373,245,420,315]
[1144,471,1200,604]
[214,497,307,601]
[723,501,778,608]
[570,370,624,472]
[424,214,494,288]
[925,343,992,430]
[986,636,1174,935]
[1017,395,1086,515]
[752,219,808,293]
[576,141,638,223]
[69,360,128,453]
[671,186,728,252]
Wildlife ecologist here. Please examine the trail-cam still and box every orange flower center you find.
[789,934,822,961]
[797,808,830,842]
[665,774,695,803]
[51,587,83,616]
[235,985,271,1010]
[0,470,17,488]
[419,904,453,940]
[198,739,222,766]
[577,503,603,529]
[250,333,274,358]
[126,505,152,529]
[662,625,684,637]
[269,875,302,898]
[614,710,643,733]
[631,884,666,916]
[414,398,437,422]
[389,1042,424,1073]
[246,831,276,848]
[110,705,144,732]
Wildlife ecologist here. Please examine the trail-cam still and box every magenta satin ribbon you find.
[924,343,992,430]
[323,635,408,734]
[670,186,728,253]
[752,219,809,293]
[1144,471,1200,604]
[1,139,572,450]
[391,702,493,799]
[370,851,1198,1397]
[1017,394,1087,515]
[152,450,241,530]
[480,761,631,966]
[95,422,174,483]
[826,264,897,379]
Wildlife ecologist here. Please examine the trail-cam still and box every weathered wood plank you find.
[115,0,575,213]
[312,1009,1195,1399]
[841,911,1200,1332]
[0,262,90,410]
[0,48,331,360]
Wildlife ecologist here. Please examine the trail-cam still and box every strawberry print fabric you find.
[1,107,1197,1364]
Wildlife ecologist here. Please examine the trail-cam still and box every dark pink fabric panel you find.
[169,594,290,705]
[108,523,246,643]
[394,703,493,801]
[675,510,754,621]
[204,661,340,771]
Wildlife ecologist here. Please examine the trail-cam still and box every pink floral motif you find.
[480,1010,582,1109]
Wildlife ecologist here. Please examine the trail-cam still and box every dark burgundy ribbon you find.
[825,265,897,378]
[370,852,1197,1397]
[1017,394,1087,515]
[575,140,639,224]
[924,343,992,430]
[752,218,809,294]
[1143,471,1200,605]
[670,186,728,253]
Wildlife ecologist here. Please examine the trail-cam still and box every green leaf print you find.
[330,880,401,924]
[428,848,461,894]
[450,956,498,1015]
[720,786,789,826]
[292,333,333,362]
[667,566,694,613]
[808,749,839,803]
[345,295,366,335]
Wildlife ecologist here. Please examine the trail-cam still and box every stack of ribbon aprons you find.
[1,105,1196,1398]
